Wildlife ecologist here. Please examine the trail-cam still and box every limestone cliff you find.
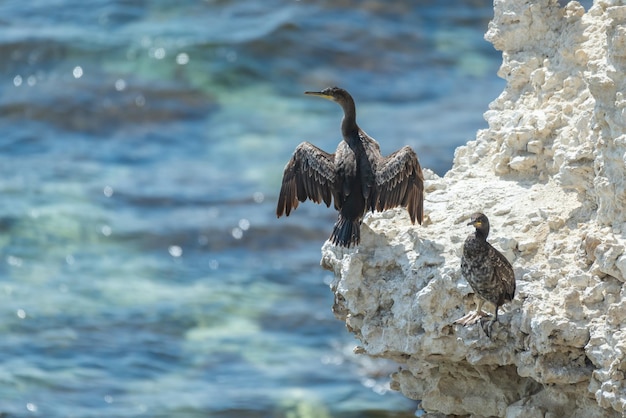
[321,1,626,416]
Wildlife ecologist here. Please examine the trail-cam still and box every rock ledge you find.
[322,1,626,416]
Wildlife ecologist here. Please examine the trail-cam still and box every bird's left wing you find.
[490,246,516,301]
[276,141,336,217]
[375,146,424,224]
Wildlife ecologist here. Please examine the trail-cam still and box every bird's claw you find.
[480,317,497,338]
[454,310,491,326]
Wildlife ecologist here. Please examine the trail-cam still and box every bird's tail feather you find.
[330,216,360,247]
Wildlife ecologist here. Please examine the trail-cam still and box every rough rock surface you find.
[321,1,626,416]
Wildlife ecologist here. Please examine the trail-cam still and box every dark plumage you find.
[455,212,516,337]
[276,87,424,247]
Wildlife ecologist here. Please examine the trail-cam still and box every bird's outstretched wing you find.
[375,146,424,224]
[276,141,336,217]
[488,244,516,301]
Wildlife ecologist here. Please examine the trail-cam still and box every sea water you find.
[0,1,502,416]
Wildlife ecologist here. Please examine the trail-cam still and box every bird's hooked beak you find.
[304,90,333,100]
[468,219,482,228]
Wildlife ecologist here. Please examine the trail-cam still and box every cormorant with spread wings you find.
[276,87,424,247]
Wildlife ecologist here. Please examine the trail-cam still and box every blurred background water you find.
[0,1,504,416]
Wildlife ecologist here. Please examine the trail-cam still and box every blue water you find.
[0,1,503,416]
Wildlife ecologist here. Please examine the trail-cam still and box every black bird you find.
[276,87,424,247]
[455,212,516,337]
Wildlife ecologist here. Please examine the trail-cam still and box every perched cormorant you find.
[455,212,516,337]
[276,87,424,247]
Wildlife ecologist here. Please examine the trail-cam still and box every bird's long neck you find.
[475,227,489,241]
[339,96,359,144]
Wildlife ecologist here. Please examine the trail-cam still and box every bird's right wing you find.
[276,142,336,217]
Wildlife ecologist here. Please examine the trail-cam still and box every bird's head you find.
[305,86,352,104]
[467,212,490,237]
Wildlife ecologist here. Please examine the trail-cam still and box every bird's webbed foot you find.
[454,310,491,326]
[480,317,498,338]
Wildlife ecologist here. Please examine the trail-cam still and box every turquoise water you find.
[0,1,502,416]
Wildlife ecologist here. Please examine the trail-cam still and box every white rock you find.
[321,0,626,416]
